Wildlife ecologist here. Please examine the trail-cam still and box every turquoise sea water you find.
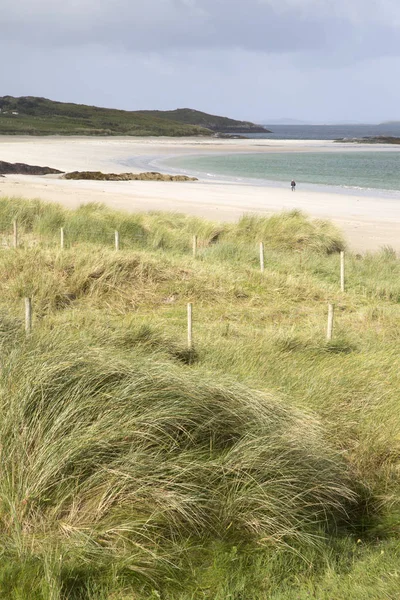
[164,151,400,193]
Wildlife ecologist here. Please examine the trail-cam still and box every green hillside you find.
[0,96,211,137]
[0,197,398,599]
[140,107,271,133]
[0,96,269,136]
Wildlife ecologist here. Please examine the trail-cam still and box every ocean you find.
[164,151,400,193]
[254,123,400,140]
[158,124,400,195]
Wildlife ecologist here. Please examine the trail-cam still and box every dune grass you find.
[0,197,398,598]
[0,335,357,597]
[0,197,344,254]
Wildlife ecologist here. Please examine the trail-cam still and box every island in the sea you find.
[0,96,271,137]
[335,135,400,144]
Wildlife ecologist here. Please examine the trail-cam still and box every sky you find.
[1,0,400,123]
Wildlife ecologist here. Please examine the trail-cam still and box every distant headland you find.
[0,96,271,137]
[335,135,400,144]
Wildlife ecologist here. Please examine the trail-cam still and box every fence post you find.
[13,220,18,248]
[187,303,193,349]
[193,235,197,258]
[60,227,65,250]
[327,303,334,341]
[340,251,345,292]
[259,242,265,273]
[115,230,120,251]
[25,298,32,334]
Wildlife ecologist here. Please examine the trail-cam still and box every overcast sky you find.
[1,0,399,123]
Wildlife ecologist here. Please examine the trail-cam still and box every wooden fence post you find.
[340,251,345,292]
[327,303,334,341]
[25,298,32,334]
[60,227,65,250]
[187,303,193,349]
[115,230,120,251]
[259,242,265,273]
[13,220,18,248]
[193,235,197,258]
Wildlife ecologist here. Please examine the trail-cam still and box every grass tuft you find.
[0,196,397,598]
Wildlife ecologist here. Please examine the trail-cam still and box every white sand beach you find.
[1,135,399,252]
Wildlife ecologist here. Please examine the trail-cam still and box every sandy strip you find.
[0,136,400,252]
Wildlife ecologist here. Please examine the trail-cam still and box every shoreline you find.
[0,135,399,252]
[130,151,400,202]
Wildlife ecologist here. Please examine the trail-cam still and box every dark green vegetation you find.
[0,96,210,137]
[139,107,271,133]
[64,171,197,181]
[0,96,269,137]
[0,197,398,599]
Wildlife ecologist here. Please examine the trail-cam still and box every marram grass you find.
[0,196,397,598]
[0,196,345,254]
[0,334,356,597]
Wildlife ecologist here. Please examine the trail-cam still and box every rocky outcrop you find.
[335,136,400,144]
[213,132,247,139]
[0,160,63,175]
[63,171,198,182]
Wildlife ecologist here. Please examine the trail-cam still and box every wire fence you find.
[9,224,348,344]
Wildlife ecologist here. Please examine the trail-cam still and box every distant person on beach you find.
[291,180,296,191]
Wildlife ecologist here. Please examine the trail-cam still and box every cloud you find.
[2,0,400,123]
[259,0,400,26]
[1,0,400,61]
[2,35,400,124]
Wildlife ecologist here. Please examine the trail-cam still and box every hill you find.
[0,96,269,136]
[140,107,271,133]
[0,197,398,599]
[0,96,212,137]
